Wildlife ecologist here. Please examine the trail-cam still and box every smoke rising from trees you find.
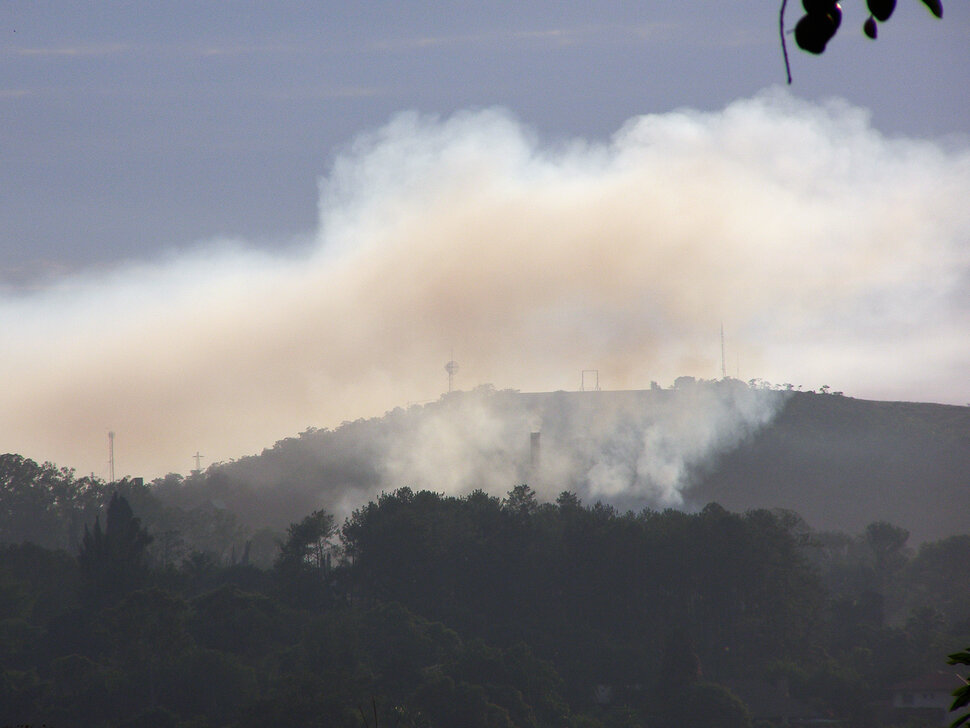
[1,89,968,479]
[380,384,784,507]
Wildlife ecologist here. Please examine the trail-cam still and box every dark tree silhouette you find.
[273,508,336,607]
[503,484,538,520]
[78,492,153,600]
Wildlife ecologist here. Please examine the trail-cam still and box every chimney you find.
[530,431,541,470]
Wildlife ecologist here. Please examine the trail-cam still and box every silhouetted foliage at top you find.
[948,647,970,728]
[0,453,106,550]
[780,0,945,83]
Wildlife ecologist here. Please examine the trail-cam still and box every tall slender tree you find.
[78,492,153,601]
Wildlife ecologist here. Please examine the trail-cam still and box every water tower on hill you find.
[445,359,459,393]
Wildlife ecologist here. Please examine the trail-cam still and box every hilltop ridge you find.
[191,384,970,542]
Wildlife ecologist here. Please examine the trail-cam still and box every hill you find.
[689,392,970,542]
[183,382,970,542]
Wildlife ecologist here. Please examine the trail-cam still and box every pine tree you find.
[78,492,153,602]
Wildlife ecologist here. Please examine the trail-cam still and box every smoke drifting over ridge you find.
[207,383,785,530]
[2,89,969,480]
[379,384,783,509]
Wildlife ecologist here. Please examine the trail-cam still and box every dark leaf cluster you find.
[781,0,944,82]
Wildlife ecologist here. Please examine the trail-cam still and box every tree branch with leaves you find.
[780,0,944,83]
[947,648,970,728]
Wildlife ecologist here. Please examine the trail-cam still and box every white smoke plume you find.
[2,89,969,484]
[379,382,783,508]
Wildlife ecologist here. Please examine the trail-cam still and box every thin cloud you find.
[366,32,496,52]
[366,23,660,53]
[195,42,308,58]
[261,85,389,101]
[9,42,130,57]
[710,27,772,49]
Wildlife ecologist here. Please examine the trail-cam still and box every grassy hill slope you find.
[689,393,970,541]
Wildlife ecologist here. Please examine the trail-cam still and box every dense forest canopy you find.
[2,451,970,726]
[2,384,969,726]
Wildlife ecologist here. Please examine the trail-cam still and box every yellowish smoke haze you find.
[3,90,968,479]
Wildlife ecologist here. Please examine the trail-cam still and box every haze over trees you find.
[118,385,970,545]
[2,385,970,727]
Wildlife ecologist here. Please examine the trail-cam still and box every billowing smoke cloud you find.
[2,89,969,482]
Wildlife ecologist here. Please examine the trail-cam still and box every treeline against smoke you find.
[35,382,963,551]
[2,461,970,727]
[15,379,778,546]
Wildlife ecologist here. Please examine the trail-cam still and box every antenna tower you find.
[193,451,204,473]
[581,369,600,392]
[108,431,115,483]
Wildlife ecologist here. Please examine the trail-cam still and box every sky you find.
[1,2,969,480]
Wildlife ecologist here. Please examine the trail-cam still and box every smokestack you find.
[530,431,541,471]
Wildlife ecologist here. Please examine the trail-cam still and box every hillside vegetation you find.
[2,480,970,727]
[165,385,970,543]
[3,383,969,725]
